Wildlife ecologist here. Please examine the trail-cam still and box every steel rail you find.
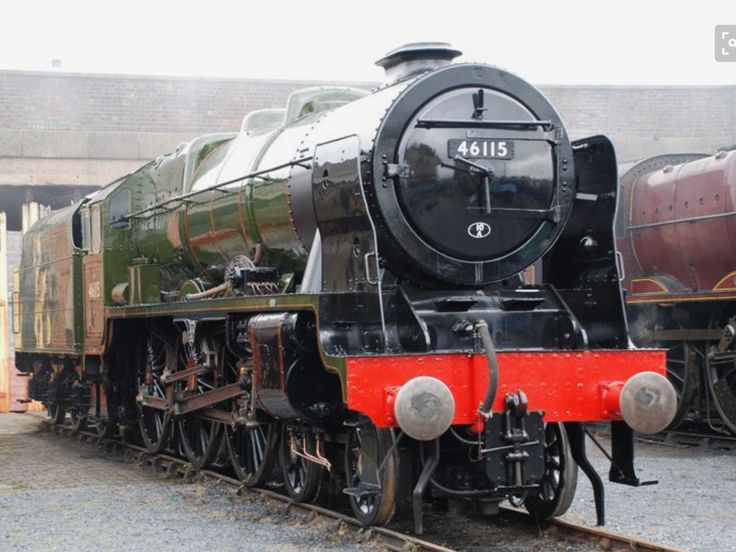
[544,515,686,552]
[639,429,736,451]
[44,420,684,552]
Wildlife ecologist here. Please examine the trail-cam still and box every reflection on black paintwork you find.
[396,87,554,261]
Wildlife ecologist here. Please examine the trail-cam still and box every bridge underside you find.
[0,185,99,231]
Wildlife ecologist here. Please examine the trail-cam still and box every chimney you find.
[375,42,462,84]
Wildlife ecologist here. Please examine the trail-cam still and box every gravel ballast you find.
[2,413,732,551]
[564,432,736,552]
[0,414,367,552]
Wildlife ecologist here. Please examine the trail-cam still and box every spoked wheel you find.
[706,318,736,434]
[46,367,71,426]
[96,383,119,440]
[225,418,279,486]
[706,360,736,434]
[171,421,187,458]
[663,341,698,429]
[222,341,279,485]
[69,408,87,432]
[138,333,171,453]
[119,424,139,445]
[524,422,577,521]
[69,378,91,433]
[207,430,229,470]
[175,334,222,468]
[95,416,116,440]
[344,422,398,526]
[178,417,222,468]
[280,426,323,503]
[47,402,65,425]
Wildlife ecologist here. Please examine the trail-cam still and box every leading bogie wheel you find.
[524,422,578,521]
[344,421,398,526]
[280,426,322,503]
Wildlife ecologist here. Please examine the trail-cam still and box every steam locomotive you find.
[13,43,675,531]
[617,147,736,434]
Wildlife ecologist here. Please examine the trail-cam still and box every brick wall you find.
[539,85,736,160]
[540,86,735,138]
[0,69,734,165]
[0,70,373,133]
[0,71,376,188]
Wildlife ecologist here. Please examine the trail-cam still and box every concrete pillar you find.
[21,201,50,233]
[0,212,8,412]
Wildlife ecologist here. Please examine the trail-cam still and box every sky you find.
[0,0,734,85]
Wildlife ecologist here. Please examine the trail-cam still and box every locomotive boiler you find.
[617,147,736,434]
[14,43,675,531]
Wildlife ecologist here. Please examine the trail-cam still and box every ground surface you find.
[0,413,592,552]
[563,430,736,552]
[0,413,368,552]
[1,413,733,551]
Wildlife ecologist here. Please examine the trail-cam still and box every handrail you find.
[628,209,736,230]
[416,118,553,130]
[120,157,313,222]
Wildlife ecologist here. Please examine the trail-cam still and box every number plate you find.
[448,139,514,160]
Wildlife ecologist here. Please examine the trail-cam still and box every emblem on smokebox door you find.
[468,222,491,239]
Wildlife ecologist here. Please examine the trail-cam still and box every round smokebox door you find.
[396,87,555,261]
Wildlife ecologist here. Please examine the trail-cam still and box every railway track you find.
[646,425,736,451]
[44,420,684,552]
